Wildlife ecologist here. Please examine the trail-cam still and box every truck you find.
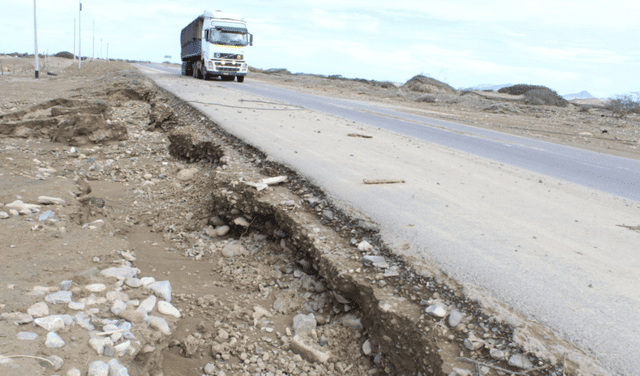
[180,11,253,82]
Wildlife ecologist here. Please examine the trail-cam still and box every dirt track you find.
[0,56,630,376]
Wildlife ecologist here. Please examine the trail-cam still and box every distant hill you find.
[460,83,512,92]
[562,91,595,100]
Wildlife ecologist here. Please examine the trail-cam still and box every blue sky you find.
[1,0,638,98]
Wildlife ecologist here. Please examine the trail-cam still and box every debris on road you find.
[363,178,406,184]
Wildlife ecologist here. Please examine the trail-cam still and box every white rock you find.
[67,368,82,376]
[233,217,251,227]
[35,315,65,332]
[112,300,127,316]
[38,196,66,206]
[290,335,331,363]
[0,312,33,324]
[138,295,157,314]
[68,301,86,310]
[9,209,19,216]
[177,167,199,181]
[108,358,130,376]
[448,309,464,327]
[508,353,533,370]
[140,277,156,287]
[125,278,143,288]
[120,250,136,262]
[425,303,447,318]
[27,302,49,317]
[148,315,171,335]
[293,313,317,336]
[357,240,373,251]
[362,339,372,356]
[45,291,73,304]
[204,363,216,375]
[0,211,8,219]
[85,283,107,292]
[16,332,39,340]
[147,281,172,302]
[221,242,247,258]
[101,266,139,280]
[106,291,129,302]
[89,337,111,355]
[114,340,132,356]
[45,332,65,348]
[88,360,110,376]
[157,301,181,318]
[47,355,64,371]
[215,225,230,236]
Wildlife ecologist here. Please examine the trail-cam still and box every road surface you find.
[137,64,640,375]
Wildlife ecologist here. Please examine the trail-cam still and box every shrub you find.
[523,88,568,107]
[498,84,547,95]
[605,93,640,116]
[54,51,74,59]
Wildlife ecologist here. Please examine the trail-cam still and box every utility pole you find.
[100,38,102,59]
[34,0,39,78]
[73,18,76,62]
[92,19,94,60]
[78,1,82,69]
[106,43,109,61]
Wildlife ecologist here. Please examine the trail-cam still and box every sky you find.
[1,0,638,98]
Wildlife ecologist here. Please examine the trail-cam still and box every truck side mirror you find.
[250,34,253,46]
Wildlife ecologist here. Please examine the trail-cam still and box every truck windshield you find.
[209,29,249,46]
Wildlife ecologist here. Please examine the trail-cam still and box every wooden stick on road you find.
[363,179,405,185]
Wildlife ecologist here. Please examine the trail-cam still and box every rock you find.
[448,309,464,327]
[111,299,127,315]
[147,281,172,301]
[88,360,109,376]
[157,300,181,318]
[204,226,217,237]
[508,353,534,370]
[233,217,251,227]
[108,358,130,376]
[117,307,147,324]
[0,312,33,324]
[68,301,85,310]
[361,255,388,268]
[45,332,65,348]
[489,348,508,360]
[140,276,156,286]
[106,291,129,302]
[125,278,143,288]
[215,225,230,236]
[47,355,64,371]
[35,315,65,331]
[339,314,363,330]
[38,210,55,221]
[204,362,216,375]
[0,211,8,219]
[463,333,484,351]
[89,338,110,355]
[138,295,157,314]
[45,291,73,304]
[16,331,39,340]
[293,313,317,336]
[451,368,472,376]
[148,315,171,335]
[357,241,373,251]
[38,196,66,206]
[290,335,331,363]
[425,303,447,318]
[59,280,72,291]
[252,305,272,320]
[27,302,49,317]
[120,250,136,262]
[362,339,372,355]
[114,340,131,356]
[85,283,107,292]
[177,167,199,181]
[221,241,247,258]
[101,266,139,279]
[67,368,82,376]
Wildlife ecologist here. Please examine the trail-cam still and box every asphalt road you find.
[138,64,640,375]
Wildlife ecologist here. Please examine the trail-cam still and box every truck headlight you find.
[214,53,221,58]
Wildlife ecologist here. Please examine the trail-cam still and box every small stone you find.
[138,295,157,314]
[108,359,130,376]
[106,291,129,302]
[67,368,82,376]
[59,280,73,291]
[112,299,127,315]
[89,338,110,355]
[148,315,171,335]
[357,240,373,251]
[0,211,8,219]
[35,315,65,332]
[27,302,49,317]
[125,278,143,288]
[68,301,85,310]
[121,250,136,262]
[204,362,216,375]
[490,348,508,360]
[290,335,331,363]
[157,300,181,318]
[118,307,147,324]
[218,328,230,339]
[362,339,372,355]
[45,291,73,304]
[463,333,484,351]
[103,344,115,357]
[221,241,247,258]
[448,309,464,327]
[425,303,447,318]
[0,312,33,324]
[177,167,199,181]
[16,332,39,340]
[140,276,156,286]
[508,353,533,370]
[361,255,388,268]
[233,217,250,227]
[215,225,230,236]
[38,196,66,206]
[45,332,65,348]
[293,313,317,336]
[85,283,107,292]
[88,360,109,376]
[114,340,131,356]
[147,281,172,302]
[101,266,139,280]
[47,355,64,371]
[339,314,363,330]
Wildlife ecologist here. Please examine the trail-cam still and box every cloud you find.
[511,43,632,64]
[310,9,379,33]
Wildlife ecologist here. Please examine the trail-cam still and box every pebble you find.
[233,216,251,227]
[27,301,49,317]
[67,368,82,376]
[35,315,65,332]
[48,355,64,371]
[106,291,129,302]
[0,312,33,324]
[290,335,332,363]
[140,276,156,286]
[293,313,317,335]
[157,300,181,318]
[59,280,73,291]
[85,283,107,292]
[108,358,130,376]
[89,338,111,355]
[147,280,172,302]
[38,196,66,206]
[361,255,389,268]
[101,266,139,279]
[125,278,143,288]
[148,315,171,335]
[114,340,131,356]
[45,291,73,304]
[448,309,464,327]
[0,211,8,219]
[177,167,199,181]
[339,314,363,330]
[69,301,86,310]
[111,299,127,315]
[362,339,372,355]
[45,332,65,348]
[221,241,247,258]
[357,240,373,251]
[16,331,39,340]
[88,360,109,376]
[425,303,447,318]
[138,295,157,314]
[508,353,534,370]
[204,362,216,375]
[215,225,230,236]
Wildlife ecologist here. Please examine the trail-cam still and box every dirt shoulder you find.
[0,57,610,376]
[246,69,639,161]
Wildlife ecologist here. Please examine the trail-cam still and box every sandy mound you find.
[402,75,457,95]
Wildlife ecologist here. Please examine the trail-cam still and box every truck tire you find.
[237,76,245,83]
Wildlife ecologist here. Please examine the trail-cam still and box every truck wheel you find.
[237,76,245,83]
